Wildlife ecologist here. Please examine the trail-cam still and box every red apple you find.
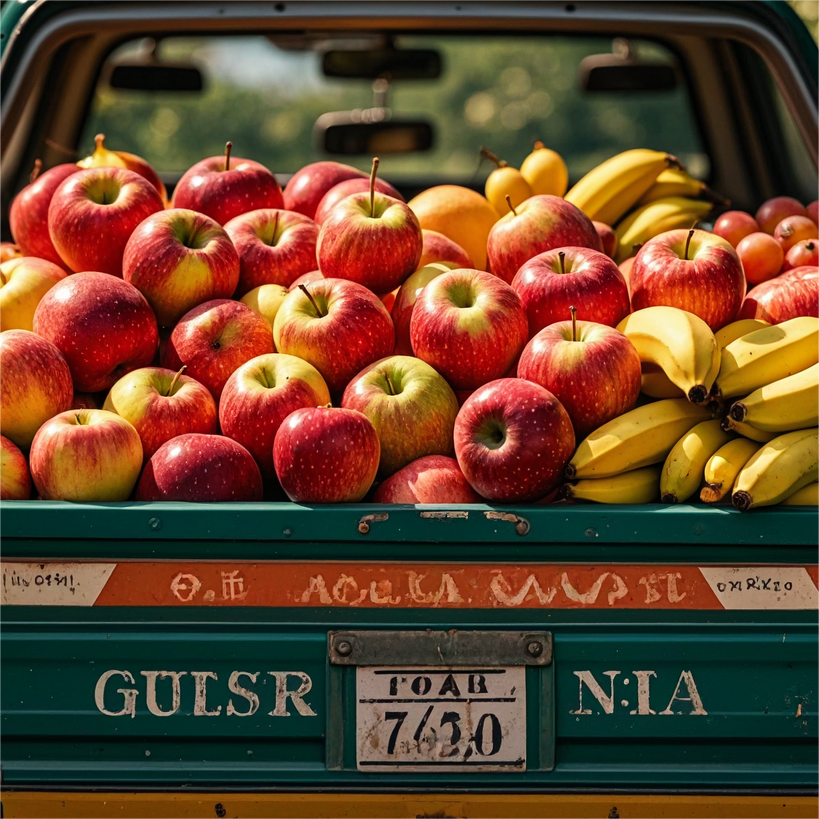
[783,239,819,271]
[517,313,641,439]
[381,288,399,314]
[288,269,324,291]
[511,247,631,338]
[48,167,164,276]
[756,197,806,234]
[9,161,80,268]
[418,229,474,270]
[1,434,32,500]
[774,215,818,253]
[103,366,218,461]
[392,262,456,356]
[454,378,575,502]
[219,353,331,478]
[123,208,240,327]
[593,221,616,257]
[410,268,528,390]
[712,210,760,248]
[807,201,818,225]
[739,266,818,323]
[240,283,289,332]
[224,208,319,296]
[273,278,395,394]
[283,161,368,219]
[162,299,274,402]
[314,176,403,226]
[735,232,784,286]
[172,142,283,225]
[135,433,263,502]
[72,392,98,410]
[372,455,482,503]
[30,409,143,501]
[33,272,159,393]
[0,256,67,332]
[619,257,636,297]
[486,194,600,284]
[341,355,459,478]
[629,229,745,331]
[272,406,380,503]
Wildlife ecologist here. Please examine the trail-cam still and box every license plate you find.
[356,666,526,772]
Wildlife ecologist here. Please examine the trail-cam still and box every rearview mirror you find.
[322,49,441,80]
[580,60,678,92]
[108,64,204,92]
[315,112,434,155]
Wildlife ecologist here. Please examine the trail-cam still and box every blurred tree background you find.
[789,0,818,41]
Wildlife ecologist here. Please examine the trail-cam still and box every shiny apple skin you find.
[240,284,289,332]
[712,210,760,248]
[30,409,143,502]
[518,320,641,440]
[783,239,819,271]
[454,378,575,502]
[48,167,164,276]
[34,271,159,393]
[103,366,218,461]
[372,454,481,503]
[593,221,616,257]
[224,208,319,296]
[136,432,263,502]
[9,163,80,269]
[314,177,403,226]
[341,354,459,478]
[0,434,32,499]
[162,299,274,402]
[219,353,331,478]
[273,406,380,503]
[511,246,630,338]
[419,229,474,269]
[755,196,806,234]
[123,208,240,327]
[486,194,600,284]
[392,262,456,356]
[629,229,746,332]
[283,161,368,219]
[0,256,68,332]
[739,265,818,323]
[172,155,284,226]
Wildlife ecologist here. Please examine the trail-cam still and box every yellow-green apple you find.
[240,283,289,332]
[341,355,459,478]
[0,257,67,332]
[454,378,575,502]
[418,229,474,269]
[629,229,745,331]
[288,269,324,291]
[511,247,631,338]
[29,408,143,501]
[33,272,159,393]
[712,210,759,248]
[517,311,641,439]
[219,353,331,478]
[392,262,457,355]
[774,215,818,253]
[739,265,818,323]
[1,434,32,500]
[372,454,481,503]
[314,176,403,226]
[486,194,600,284]
[0,243,21,263]
[273,279,395,395]
[224,208,319,296]
[316,159,423,294]
[47,167,164,276]
[0,330,73,449]
[135,432,263,502]
[9,161,79,268]
[283,160,368,219]
[410,268,528,390]
[755,196,806,234]
[172,142,283,226]
[162,298,274,401]
[122,208,240,327]
[783,239,818,271]
[103,366,217,461]
[273,406,380,502]
[77,133,168,204]
[593,221,616,257]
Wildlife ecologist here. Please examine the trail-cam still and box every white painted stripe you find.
[699,566,819,610]
[0,562,116,606]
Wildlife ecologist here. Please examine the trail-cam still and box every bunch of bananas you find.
[565,149,726,263]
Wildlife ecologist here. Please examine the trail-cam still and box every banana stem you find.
[569,305,577,341]
[505,195,517,216]
[30,158,42,183]
[166,365,187,397]
[299,283,325,317]
[684,229,695,260]
[223,141,232,172]
[369,156,380,218]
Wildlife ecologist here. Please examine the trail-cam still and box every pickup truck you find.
[1,2,817,817]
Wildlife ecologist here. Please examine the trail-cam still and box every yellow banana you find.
[728,363,819,433]
[613,197,714,263]
[660,419,734,503]
[732,428,818,511]
[780,481,818,506]
[636,167,708,203]
[714,318,770,350]
[617,307,720,404]
[566,398,712,480]
[565,149,677,227]
[641,364,685,399]
[562,465,661,504]
[721,415,778,443]
[714,316,819,399]
[700,437,761,503]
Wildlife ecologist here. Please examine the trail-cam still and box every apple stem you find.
[505,195,517,217]
[224,141,233,172]
[30,158,42,183]
[94,133,106,151]
[166,365,187,397]
[76,414,82,424]
[558,250,566,275]
[480,147,502,168]
[570,305,578,342]
[271,210,280,246]
[684,228,695,260]
[384,373,396,396]
[0,270,6,286]
[299,283,325,318]
[369,156,380,218]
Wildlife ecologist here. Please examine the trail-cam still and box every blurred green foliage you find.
[788,0,819,42]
